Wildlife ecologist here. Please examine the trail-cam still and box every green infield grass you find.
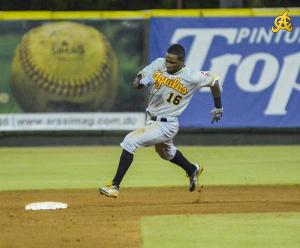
[0,145,299,191]
[141,213,300,248]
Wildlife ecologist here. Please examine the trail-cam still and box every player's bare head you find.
[167,44,185,60]
[165,44,185,74]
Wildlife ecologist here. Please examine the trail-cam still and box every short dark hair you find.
[167,44,185,60]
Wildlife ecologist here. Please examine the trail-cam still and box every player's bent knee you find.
[120,135,137,154]
[167,147,177,160]
[156,148,176,160]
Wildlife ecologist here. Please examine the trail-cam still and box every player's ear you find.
[178,55,184,63]
[179,58,184,66]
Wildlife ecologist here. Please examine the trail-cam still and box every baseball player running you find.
[99,44,223,198]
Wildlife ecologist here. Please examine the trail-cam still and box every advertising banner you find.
[150,16,300,127]
[0,19,146,130]
[0,113,145,131]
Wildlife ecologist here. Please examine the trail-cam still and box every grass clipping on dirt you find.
[141,213,300,248]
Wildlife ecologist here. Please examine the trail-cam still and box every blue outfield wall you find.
[150,17,300,128]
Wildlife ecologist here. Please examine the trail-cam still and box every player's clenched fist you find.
[139,76,153,87]
[132,74,153,88]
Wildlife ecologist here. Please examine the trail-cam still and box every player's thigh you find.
[124,121,170,148]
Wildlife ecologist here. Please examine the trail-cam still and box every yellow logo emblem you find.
[272,10,293,33]
[153,72,188,95]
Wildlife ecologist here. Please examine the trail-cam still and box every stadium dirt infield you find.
[1,186,300,248]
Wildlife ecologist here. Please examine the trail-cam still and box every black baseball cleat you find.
[188,164,204,192]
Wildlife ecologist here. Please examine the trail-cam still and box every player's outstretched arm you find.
[210,80,223,123]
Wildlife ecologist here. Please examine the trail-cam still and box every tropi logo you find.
[272,10,293,33]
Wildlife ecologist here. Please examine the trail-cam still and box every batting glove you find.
[139,76,153,87]
[210,107,223,123]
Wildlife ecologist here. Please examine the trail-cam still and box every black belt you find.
[150,116,168,122]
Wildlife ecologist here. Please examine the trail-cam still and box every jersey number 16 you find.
[167,93,182,105]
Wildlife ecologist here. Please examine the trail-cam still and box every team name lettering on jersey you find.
[153,72,188,95]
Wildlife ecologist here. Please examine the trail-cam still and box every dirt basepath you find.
[1,186,299,248]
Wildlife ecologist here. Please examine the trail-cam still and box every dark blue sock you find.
[112,149,134,186]
[170,150,195,175]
